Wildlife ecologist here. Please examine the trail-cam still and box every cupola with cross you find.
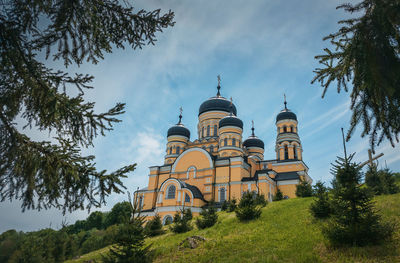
[165,108,190,164]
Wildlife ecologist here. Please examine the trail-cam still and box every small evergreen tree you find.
[365,164,383,195]
[295,180,313,197]
[366,165,400,195]
[227,199,237,212]
[182,208,193,222]
[221,200,228,211]
[170,209,192,234]
[103,192,151,263]
[235,192,262,221]
[323,154,393,246]
[196,202,218,229]
[379,168,400,195]
[274,189,283,201]
[144,214,164,237]
[310,181,331,219]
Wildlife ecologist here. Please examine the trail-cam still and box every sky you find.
[1,0,399,233]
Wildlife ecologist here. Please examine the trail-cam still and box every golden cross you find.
[217,75,221,86]
[179,106,183,115]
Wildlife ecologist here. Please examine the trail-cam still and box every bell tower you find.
[275,96,302,161]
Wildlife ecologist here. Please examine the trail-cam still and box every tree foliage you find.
[170,209,193,234]
[145,214,164,237]
[312,0,400,151]
[274,188,283,201]
[310,181,332,219]
[196,202,218,229]
[235,191,262,221]
[365,164,399,195]
[0,1,175,212]
[295,180,313,197]
[323,154,393,246]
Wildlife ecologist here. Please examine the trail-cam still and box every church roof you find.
[276,109,297,123]
[274,171,300,181]
[199,96,237,116]
[219,115,243,129]
[179,181,205,200]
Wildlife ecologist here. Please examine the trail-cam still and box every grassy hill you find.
[66,193,400,263]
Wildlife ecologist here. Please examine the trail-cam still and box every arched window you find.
[187,166,196,178]
[176,146,180,154]
[210,145,214,152]
[207,125,210,137]
[224,138,228,146]
[169,147,172,155]
[202,127,204,138]
[163,215,173,225]
[283,126,287,132]
[185,193,190,203]
[213,125,217,136]
[166,185,176,199]
[219,188,226,202]
[232,138,236,146]
[294,146,298,159]
[277,127,280,133]
[284,145,289,159]
[290,126,294,132]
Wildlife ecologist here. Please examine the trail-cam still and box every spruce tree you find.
[324,154,393,246]
[274,189,283,201]
[235,192,262,221]
[312,0,400,151]
[0,1,175,212]
[170,209,192,234]
[196,202,218,229]
[103,192,150,263]
[310,181,331,219]
[295,180,313,197]
[365,164,382,195]
[145,214,164,237]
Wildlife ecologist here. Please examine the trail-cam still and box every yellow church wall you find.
[278,184,297,198]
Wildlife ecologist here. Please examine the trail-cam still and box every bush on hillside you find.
[145,214,165,237]
[254,193,268,207]
[227,199,237,212]
[170,209,192,233]
[296,180,313,197]
[196,202,218,229]
[366,165,399,195]
[235,192,262,221]
[221,200,228,211]
[323,155,393,246]
[274,189,284,201]
[310,181,331,219]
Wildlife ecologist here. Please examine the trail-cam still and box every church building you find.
[135,79,311,224]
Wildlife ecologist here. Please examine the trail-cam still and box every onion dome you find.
[276,96,297,123]
[167,113,190,138]
[199,83,237,116]
[219,115,243,129]
[243,123,264,149]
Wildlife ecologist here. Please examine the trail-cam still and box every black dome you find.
[243,136,264,149]
[276,110,297,123]
[199,97,237,116]
[167,124,190,138]
[219,115,243,129]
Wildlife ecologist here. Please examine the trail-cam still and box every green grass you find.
[66,193,400,263]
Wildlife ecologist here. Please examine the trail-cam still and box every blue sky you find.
[1,0,399,233]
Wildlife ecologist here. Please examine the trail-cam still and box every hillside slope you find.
[66,193,400,263]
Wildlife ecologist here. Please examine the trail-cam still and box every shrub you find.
[170,209,192,234]
[366,165,400,195]
[295,180,313,197]
[323,155,393,246]
[235,192,262,221]
[182,208,193,221]
[196,203,218,229]
[310,181,331,219]
[221,200,228,211]
[227,199,237,212]
[145,214,164,237]
[274,189,283,201]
